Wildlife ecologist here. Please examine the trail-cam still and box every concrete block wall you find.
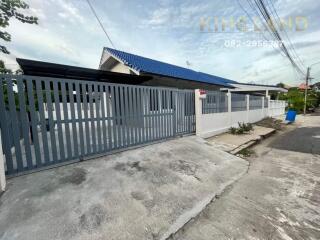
[195,89,285,138]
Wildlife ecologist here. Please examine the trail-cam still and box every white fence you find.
[269,100,286,117]
[195,90,286,138]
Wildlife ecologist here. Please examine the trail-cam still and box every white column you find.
[195,89,202,137]
[267,95,271,117]
[227,91,232,113]
[246,94,250,123]
[0,131,6,192]
[227,91,232,127]
[262,96,265,118]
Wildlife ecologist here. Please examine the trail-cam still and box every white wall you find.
[269,100,286,117]
[195,90,286,138]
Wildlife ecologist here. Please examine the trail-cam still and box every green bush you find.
[230,127,237,134]
[229,122,254,135]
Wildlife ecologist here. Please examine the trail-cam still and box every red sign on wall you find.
[199,89,207,99]
[199,89,206,95]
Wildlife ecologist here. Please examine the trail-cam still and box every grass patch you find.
[238,148,255,157]
[229,122,253,135]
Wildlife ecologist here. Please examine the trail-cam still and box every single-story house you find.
[311,82,320,92]
[17,48,287,96]
[99,47,287,95]
[298,83,311,91]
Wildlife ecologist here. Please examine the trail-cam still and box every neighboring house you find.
[311,82,320,92]
[281,83,292,90]
[298,83,311,91]
[99,47,287,95]
[222,82,287,96]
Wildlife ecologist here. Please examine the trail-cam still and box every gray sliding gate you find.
[0,75,195,175]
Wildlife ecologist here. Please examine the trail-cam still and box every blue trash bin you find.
[286,110,297,122]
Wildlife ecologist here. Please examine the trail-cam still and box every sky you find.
[1,0,320,86]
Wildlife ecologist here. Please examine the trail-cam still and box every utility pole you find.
[303,61,320,115]
[303,67,310,115]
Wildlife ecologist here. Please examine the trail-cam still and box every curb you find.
[230,128,276,155]
[160,161,249,240]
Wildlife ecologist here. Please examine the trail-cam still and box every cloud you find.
[146,8,172,26]
[263,40,318,58]
[1,0,319,86]
[142,2,210,29]
[0,53,19,70]
[55,0,85,24]
[291,41,318,50]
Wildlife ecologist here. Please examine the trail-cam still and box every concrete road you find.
[269,115,320,154]
[171,115,320,240]
[0,136,248,240]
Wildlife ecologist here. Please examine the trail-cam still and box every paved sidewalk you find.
[206,125,275,153]
[0,136,248,240]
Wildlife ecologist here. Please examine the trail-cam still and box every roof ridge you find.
[104,47,235,87]
[106,47,201,73]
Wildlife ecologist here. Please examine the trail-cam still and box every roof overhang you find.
[17,58,152,84]
[221,83,288,93]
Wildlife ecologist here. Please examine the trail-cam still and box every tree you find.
[0,60,12,74]
[276,83,285,88]
[15,68,23,74]
[278,88,320,113]
[0,0,38,54]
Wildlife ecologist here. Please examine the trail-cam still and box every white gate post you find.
[227,91,232,127]
[267,96,271,117]
[0,131,6,192]
[262,97,265,118]
[246,94,250,123]
[195,89,202,136]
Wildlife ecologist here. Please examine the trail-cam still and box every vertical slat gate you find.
[0,75,196,176]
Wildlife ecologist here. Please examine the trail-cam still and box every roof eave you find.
[140,71,234,88]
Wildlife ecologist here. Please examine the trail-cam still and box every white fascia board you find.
[227,83,288,92]
[103,49,140,75]
[98,48,108,68]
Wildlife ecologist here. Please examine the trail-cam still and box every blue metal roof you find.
[105,48,237,88]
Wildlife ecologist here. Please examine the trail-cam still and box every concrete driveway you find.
[0,136,248,240]
[171,115,320,240]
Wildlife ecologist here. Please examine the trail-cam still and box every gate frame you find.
[0,74,195,178]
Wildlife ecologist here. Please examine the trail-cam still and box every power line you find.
[85,0,116,49]
[266,0,306,69]
[252,0,305,76]
[237,0,286,59]
[237,0,302,81]
[237,0,307,85]
[236,0,296,84]
[261,1,304,76]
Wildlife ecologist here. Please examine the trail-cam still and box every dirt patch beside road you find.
[255,117,284,130]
